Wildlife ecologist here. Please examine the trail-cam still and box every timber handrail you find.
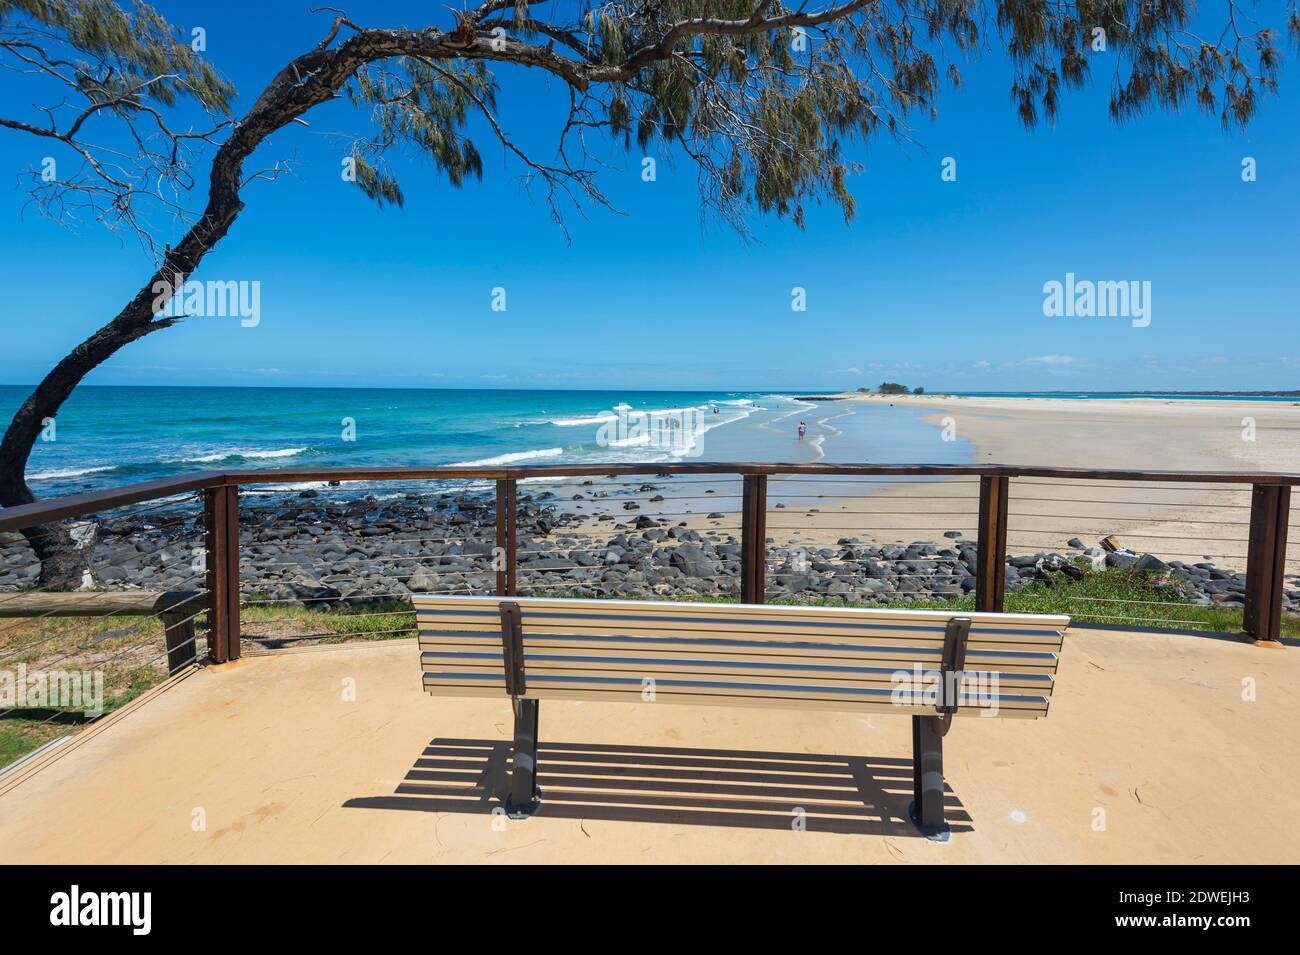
[0,590,205,674]
[0,590,205,617]
[0,471,225,533]
[4,463,1300,533]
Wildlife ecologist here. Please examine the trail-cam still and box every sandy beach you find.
[847,392,1300,471]
[768,394,1300,575]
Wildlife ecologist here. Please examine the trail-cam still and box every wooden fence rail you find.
[0,590,205,674]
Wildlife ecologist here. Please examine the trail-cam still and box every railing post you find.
[158,591,201,674]
[976,475,1009,612]
[203,484,241,663]
[741,474,767,604]
[1244,483,1290,643]
[495,478,517,597]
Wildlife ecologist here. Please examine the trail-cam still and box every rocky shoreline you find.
[1,485,1294,614]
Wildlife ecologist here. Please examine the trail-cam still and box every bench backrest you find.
[413,596,1069,719]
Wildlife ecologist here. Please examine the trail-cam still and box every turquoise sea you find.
[2,385,977,497]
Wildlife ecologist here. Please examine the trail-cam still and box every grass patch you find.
[0,611,187,769]
[538,569,1300,638]
[0,716,80,768]
[239,598,415,646]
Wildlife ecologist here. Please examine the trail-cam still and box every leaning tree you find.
[1,0,1296,586]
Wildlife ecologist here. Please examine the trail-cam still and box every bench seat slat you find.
[419,649,1055,693]
[415,594,1068,628]
[417,609,1064,649]
[415,623,1064,654]
[418,633,1061,674]
[418,622,1064,654]
[421,673,1047,717]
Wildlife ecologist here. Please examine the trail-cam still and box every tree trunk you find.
[0,321,160,587]
[0,31,332,584]
[0,24,527,586]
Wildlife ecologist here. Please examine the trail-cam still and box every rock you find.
[1067,538,1085,549]
[1105,552,1139,570]
[1099,535,1121,552]
[408,566,440,592]
[943,530,963,539]
[527,557,571,571]
[669,543,716,578]
[291,584,343,607]
[1135,553,1168,572]
[859,558,886,577]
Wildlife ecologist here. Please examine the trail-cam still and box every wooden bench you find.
[413,595,1069,837]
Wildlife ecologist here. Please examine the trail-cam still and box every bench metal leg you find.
[506,698,541,818]
[909,715,949,841]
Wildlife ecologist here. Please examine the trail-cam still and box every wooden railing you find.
[1,463,1296,665]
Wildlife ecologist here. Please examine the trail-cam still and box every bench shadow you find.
[345,737,971,837]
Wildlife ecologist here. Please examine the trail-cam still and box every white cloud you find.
[973,360,992,369]
[827,366,862,376]
[1022,354,1076,366]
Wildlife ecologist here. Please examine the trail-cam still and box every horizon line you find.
[2,383,1299,397]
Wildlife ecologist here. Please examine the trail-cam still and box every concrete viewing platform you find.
[2,627,1296,864]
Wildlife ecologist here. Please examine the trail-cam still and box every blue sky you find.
[1,2,1297,393]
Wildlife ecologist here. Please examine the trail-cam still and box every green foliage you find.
[1,0,234,113]
[878,382,910,394]
[4,0,1292,235]
[345,58,491,206]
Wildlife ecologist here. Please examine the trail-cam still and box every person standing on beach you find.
[797,421,807,440]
